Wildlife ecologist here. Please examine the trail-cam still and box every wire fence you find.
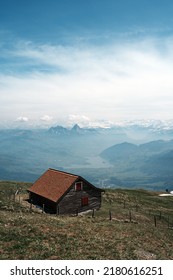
[1,189,173,230]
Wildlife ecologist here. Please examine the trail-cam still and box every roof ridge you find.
[48,168,79,177]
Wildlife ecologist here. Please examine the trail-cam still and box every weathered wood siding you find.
[57,180,102,215]
[29,179,103,215]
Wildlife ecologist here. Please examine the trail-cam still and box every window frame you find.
[81,196,89,206]
[75,181,83,191]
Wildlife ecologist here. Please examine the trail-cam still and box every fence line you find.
[1,191,173,230]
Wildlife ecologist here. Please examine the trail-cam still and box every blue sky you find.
[1,0,173,127]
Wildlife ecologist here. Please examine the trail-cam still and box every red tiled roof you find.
[28,168,79,202]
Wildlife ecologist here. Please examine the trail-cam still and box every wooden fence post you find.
[129,210,132,222]
[92,209,95,218]
[154,215,157,227]
[109,210,112,221]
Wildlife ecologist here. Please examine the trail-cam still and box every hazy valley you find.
[1,120,173,191]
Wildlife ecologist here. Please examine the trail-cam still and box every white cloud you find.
[1,36,173,124]
[67,114,90,127]
[16,116,29,122]
[40,115,53,122]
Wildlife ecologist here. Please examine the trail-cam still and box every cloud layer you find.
[1,36,173,126]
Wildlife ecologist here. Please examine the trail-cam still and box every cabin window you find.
[75,182,83,191]
[81,196,89,206]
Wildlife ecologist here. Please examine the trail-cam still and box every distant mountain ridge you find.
[1,124,173,189]
[2,118,173,132]
[101,139,173,159]
[46,121,173,141]
[48,124,98,136]
[100,139,173,178]
[100,142,139,162]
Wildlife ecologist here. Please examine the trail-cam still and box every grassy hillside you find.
[0,181,173,259]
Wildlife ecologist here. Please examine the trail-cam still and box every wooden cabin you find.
[28,168,104,214]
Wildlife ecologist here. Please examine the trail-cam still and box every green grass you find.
[0,181,173,259]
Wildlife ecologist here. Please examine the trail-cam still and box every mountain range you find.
[100,140,173,175]
[48,124,98,135]
[1,122,173,190]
